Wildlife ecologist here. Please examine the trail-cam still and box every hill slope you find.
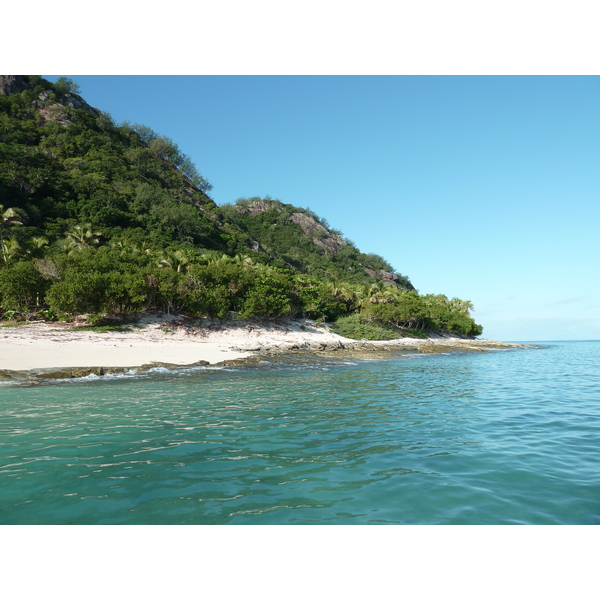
[220,197,414,288]
[0,75,482,338]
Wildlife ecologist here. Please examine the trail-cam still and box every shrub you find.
[46,271,109,314]
[331,314,398,341]
[0,261,49,310]
[240,286,291,319]
[184,284,232,318]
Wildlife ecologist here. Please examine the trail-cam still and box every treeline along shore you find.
[1,75,486,358]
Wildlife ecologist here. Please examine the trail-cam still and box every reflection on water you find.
[1,343,599,524]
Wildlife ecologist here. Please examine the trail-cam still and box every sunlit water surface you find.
[1,341,599,524]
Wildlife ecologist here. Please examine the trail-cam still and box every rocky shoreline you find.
[0,334,529,384]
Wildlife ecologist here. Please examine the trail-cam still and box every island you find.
[0,75,510,382]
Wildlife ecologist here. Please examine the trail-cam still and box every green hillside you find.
[0,75,483,338]
[220,197,414,288]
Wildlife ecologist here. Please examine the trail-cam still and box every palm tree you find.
[450,297,474,315]
[63,223,102,254]
[324,279,359,310]
[363,281,398,305]
[110,240,155,266]
[157,249,190,273]
[0,205,23,262]
[232,254,255,266]
[1,238,22,261]
[24,236,49,258]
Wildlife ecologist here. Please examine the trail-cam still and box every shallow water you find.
[1,341,599,524]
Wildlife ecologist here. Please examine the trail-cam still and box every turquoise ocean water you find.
[0,340,598,524]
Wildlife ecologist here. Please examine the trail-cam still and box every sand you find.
[0,314,516,373]
[0,315,352,371]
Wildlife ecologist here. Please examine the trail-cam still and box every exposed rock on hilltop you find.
[36,94,100,125]
[0,75,29,95]
[289,212,346,253]
[1,74,100,125]
[37,90,100,123]
[234,200,347,255]
[364,267,408,287]
[235,200,275,217]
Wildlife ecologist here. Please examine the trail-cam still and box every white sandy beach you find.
[0,314,511,372]
[0,315,350,371]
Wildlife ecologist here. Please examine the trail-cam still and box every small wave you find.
[48,370,140,384]
[0,380,25,387]
[148,365,229,374]
[13,364,234,386]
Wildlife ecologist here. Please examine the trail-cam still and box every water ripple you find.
[1,342,599,523]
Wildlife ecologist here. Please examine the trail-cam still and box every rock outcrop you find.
[0,75,29,95]
[364,267,415,290]
[37,91,100,124]
[236,200,279,217]
[289,212,345,253]
[1,75,100,122]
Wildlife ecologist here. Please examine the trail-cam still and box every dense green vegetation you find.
[220,197,413,287]
[0,75,483,338]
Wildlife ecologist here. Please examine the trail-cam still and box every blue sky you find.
[45,75,599,341]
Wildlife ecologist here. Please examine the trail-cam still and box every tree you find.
[240,272,293,318]
[24,236,49,258]
[63,223,102,254]
[0,205,23,262]
[178,154,213,192]
[157,249,191,273]
[0,261,49,310]
[53,77,81,96]
[149,136,180,163]
[323,279,360,313]
[362,282,398,305]
[1,238,22,261]
[128,123,158,144]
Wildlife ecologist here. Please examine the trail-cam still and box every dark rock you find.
[289,213,345,254]
[363,267,416,290]
[0,75,29,95]
[62,92,100,116]
[418,344,486,354]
